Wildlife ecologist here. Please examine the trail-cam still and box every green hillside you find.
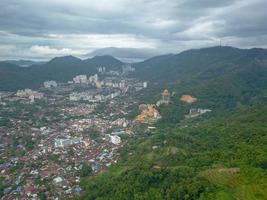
[1,47,266,200]
[133,46,267,82]
[133,46,267,110]
[77,46,267,200]
[79,103,267,200]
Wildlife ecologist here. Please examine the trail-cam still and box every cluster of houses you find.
[62,104,97,116]
[15,89,44,103]
[71,74,98,85]
[0,64,159,199]
[43,80,57,88]
[69,91,121,102]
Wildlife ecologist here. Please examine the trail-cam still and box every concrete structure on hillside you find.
[185,108,212,118]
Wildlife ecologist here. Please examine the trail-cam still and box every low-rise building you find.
[44,80,57,88]
[185,108,212,118]
[16,89,33,97]
[108,135,121,145]
[29,92,44,103]
[73,75,87,84]
[54,137,83,148]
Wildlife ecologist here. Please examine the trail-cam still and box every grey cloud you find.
[178,0,239,9]
[0,0,266,60]
[218,1,267,38]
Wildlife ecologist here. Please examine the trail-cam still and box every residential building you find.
[54,137,83,148]
[73,75,87,84]
[44,80,57,88]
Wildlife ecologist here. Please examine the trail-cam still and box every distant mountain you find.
[133,46,267,81]
[48,55,82,65]
[0,55,124,91]
[86,47,159,63]
[0,62,31,90]
[83,55,123,71]
[1,46,267,98]
[0,62,21,71]
[3,59,46,67]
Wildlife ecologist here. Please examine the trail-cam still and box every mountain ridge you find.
[1,46,267,92]
[86,47,160,63]
[2,59,46,67]
[0,55,124,91]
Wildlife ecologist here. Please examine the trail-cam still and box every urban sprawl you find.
[0,65,210,199]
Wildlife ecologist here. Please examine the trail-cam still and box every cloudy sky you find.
[0,0,267,60]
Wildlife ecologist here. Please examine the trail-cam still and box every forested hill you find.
[1,46,267,93]
[0,55,123,91]
[79,103,267,200]
[77,47,267,200]
[133,46,267,82]
[132,46,267,110]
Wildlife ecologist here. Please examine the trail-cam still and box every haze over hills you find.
[86,47,160,63]
[2,60,46,67]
